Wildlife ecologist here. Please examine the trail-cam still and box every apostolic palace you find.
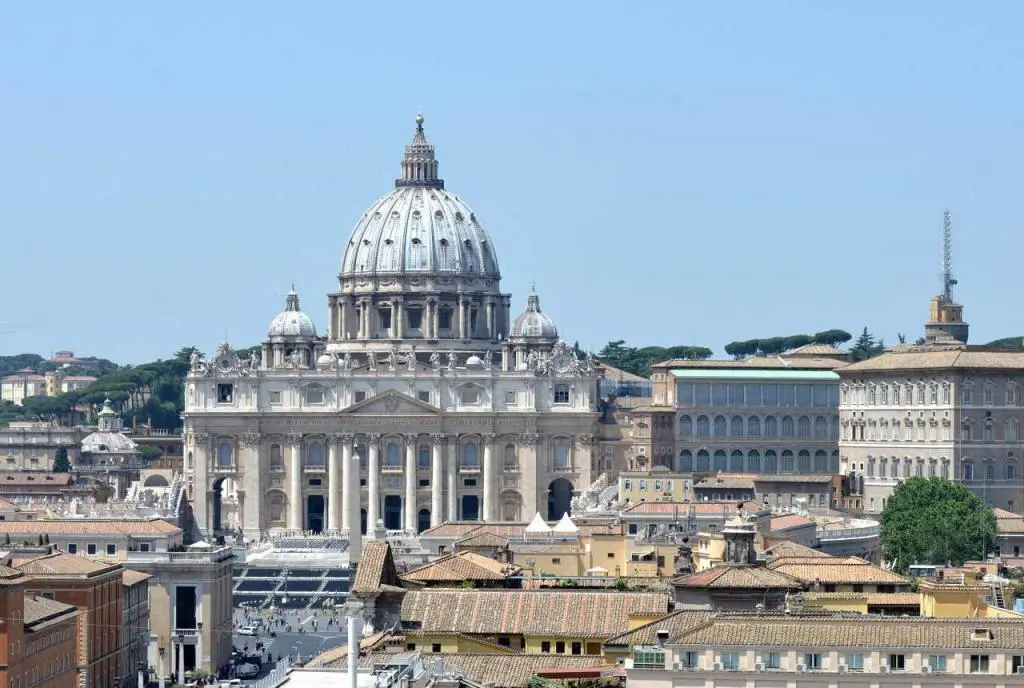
[184,116,604,540]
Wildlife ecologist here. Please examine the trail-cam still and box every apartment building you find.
[624,614,1024,687]
[0,423,88,472]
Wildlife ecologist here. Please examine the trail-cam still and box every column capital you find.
[192,432,210,444]
[239,433,260,448]
[429,433,446,442]
[518,433,541,446]
[286,433,303,444]
[483,433,498,444]
[330,432,355,443]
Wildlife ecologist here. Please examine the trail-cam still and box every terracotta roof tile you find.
[839,346,1024,373]
[654,357,844,370]
[603,609,714,647]
[671,613,1024,648]
[0,473,72,487]
[770,514,816,531]
[767,557,908,585]
[623,501,763,516]
[401,589,669,638]
[0,519,179,536]
[695,477,755,490]
[351,542,400,594]
[671,565,803,590]
[324,651,605,687]
[122,569,152,587]
[993,508,1020,519]
[763,541,829,558]
[24,595,77,626]
[13,552,121,577]
[455,531,511,549]
[508,543,583,554]
[401,552,520,583]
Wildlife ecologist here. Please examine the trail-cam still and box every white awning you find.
[524,512,551,534]
[552,512,578,534]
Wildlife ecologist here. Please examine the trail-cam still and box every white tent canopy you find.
[553,512,578,534]
[524,512,552,535]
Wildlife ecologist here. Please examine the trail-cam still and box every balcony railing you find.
[212,463,237,473]
[127,547,233,564]
[458,464,480,474]
[381,464,403,473]
[303,464,326,473]
[503,464,520,473]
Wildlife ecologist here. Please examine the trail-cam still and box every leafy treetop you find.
[880,477,996,572]
[723,329,852,359]
[596,341,713,377]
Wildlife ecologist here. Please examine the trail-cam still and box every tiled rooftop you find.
[401,589,669,638]
[767,556,908,585]
[763,541,829,558]
[0,519,180,536]
[401,551,520,583]
[770,514,816,531]
[122,569,152,587]
[454,531,511,549]
[839,346,1024,373]
[603,609,714,647]
[671,564,803,590]
[622,501,762,516]
[24,595,77,626]
[13,552,121,577]
[351,541,402,595]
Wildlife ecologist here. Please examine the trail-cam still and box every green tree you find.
[849,327,885,362]
[811,329,852,347]
[987,336,1024,348]
[52,446,71,473]
[880,477,997,571]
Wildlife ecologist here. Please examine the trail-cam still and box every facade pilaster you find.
[394,297,405,338]
[446,435,457,521]
[341,436,354,532]
[404,437,417,531]
[367,434,381,531]
[430,434,444,527]
[483,434,496,521]
[288,434,302,531]
[192,431,210,536]
[339,299,349,341]
[520,433,540,517]
[458,296,466,339]
[240,433,262,539]
[327,435,341,533]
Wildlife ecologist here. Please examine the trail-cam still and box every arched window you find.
[814,416,826,438]
[713,416,727,437]
[764,416,778,437]
[797,450,811,473]
[217,442,233,467]
[729,450,744,472]
[879,458,888,477]
[962,461,974,481]
[747,450,761,473]
[418,444,431,470]
[984,422,995,442]
[1007,420,1019,442]
[984,461,995,482]
[553,440,570,470]
[781,450,794,473]
[764,450,777,473]
[504,444,517,470]
[730,416,744,437]
[962,420,973,441]
[386,441,401,467]
[696,450,710,472]
[940,459,949,479]
[903,459,913,478]
[696,416,710,437]
[797,416,811,438]
[356,444,367,469]
[928,460,937,478]
[713,450,727,471]
[813,450,827,473]
[747,416,760,437]
[461,442,479,468]
[679,416,693,436]
[679,450,693,472]
[890,458,899,478]
[269,444,282,470]
[830,450,839,474]
[830,416,839,439]
[781,416,794,437]
[306,441,325,467]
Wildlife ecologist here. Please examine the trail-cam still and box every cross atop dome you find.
[396,114,444,189]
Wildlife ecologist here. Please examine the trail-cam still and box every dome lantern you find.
[396,114,444,190]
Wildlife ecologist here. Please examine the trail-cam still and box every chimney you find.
[655,630,669,647]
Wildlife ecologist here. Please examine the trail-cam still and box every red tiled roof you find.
[671,564,803,590]
[770,514,815,531]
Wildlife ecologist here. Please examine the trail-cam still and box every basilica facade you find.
[184,117,602,539]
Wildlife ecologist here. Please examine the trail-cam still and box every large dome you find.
[340,116,500,279]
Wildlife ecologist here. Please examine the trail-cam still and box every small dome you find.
[268,290,317,338]
[317,354,334,367]
[465,355,484,368]
[510,287,558,340]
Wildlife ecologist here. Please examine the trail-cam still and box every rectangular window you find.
[780,385,795,406]
[408,308,423,330]
[728,384,744,405]
[354,391,367,403]
[763,652,780,669]
[970,654,989,673]
[139,543,151,552]
[552,558,561,564]
[418,390,431,403]
[86,544,97,555]
[105,544,116,555]
[654,480,662,491]
[639,480,647,491]
[795,384,812,406]
[963,387,973,404]
[720,652,739,670]
[541,641,550,653]
[744,384,761,406]
[554,385,570,404]
[504,391,517,405]
[571,642,582,655]
[929,655,947,672]
[66,544,77,554]
[623,479,631,491]
[631,649,666,669]
[762,384,779,405]
[888,654,905,671]
[555,641,565,654]
[431,643,441,653]
[269,390,282,405]
[676,383,695,407]
[803,653,822,670]
[813,384,829,406]
[694,383,711,405]
[217,383,233,403]
[844,653,863,671]
[712,384,728,405]
[681,651,701,668]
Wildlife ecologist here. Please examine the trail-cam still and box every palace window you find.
[270,444,283,471]
[305,385,325,405]
[695,415,710,437]
[747,416,760,436]
[306,442,325,467]
[438,307,453,330]
[461,443,479,468]
[460,385,481,405]
[385,442,401,467]
[216,442,233,467]
[983,384,994,405]
[418,445,431,470]
[217,384,233,404]
[504,444,517,470]
[554,385,570,405]
[713,416,727,436]
[554,441,570,470]
[679,416,693,436]
[730,416,743,436]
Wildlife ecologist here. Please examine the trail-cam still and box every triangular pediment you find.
[342,389,439,415]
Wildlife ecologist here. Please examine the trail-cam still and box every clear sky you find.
[1,2,1022,365]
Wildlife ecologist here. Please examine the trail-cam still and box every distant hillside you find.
[986,337,1024,349]
[0,353,119,377]
[0,354,45,375]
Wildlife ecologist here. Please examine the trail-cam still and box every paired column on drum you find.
[287,434,302,531]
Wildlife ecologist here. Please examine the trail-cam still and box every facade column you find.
[522,434,540,518]
[482,435,496,521]
[430,434,444,527]
[404,437,417,531]
[367,435,380,531]
[327,436,340,533]
[447,436,458,521]
[339,299,349,341]
[458,296,466,339]
[395,298,405,339]
[288,435,302,531]
[177,641,185,684]
[341,436,353,532]
[241,434,262,540]
[192,432,210,537]
[328,296,337,339]
[486,299,495,339]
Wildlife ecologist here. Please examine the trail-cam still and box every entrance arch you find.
[547,478,574,521]
[461,495,479,521]
[144,474,169,488]
[383,496,402,530]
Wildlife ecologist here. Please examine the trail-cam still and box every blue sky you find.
[1,2,1022,364]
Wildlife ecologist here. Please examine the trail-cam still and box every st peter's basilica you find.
[184,116,605,539]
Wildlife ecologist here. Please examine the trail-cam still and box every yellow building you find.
[399,588,670,656]
[618,470,692,504]
[506,530,680,578]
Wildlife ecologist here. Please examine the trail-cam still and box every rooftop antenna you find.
[942,210,957,301]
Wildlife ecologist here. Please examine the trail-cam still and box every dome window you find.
[439,238,449,246]
[363,239,371,246]
[455,212,464,222]
[384,239,394,246]
[391,211,401,219]
[434,210,444,220]
[470,213,477,223]
[464,239,472,249]
[411,237,422,246]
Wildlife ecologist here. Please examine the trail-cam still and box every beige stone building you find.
[624,613,1024,685]
[184,117,604,540]
[0,422,88,471]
